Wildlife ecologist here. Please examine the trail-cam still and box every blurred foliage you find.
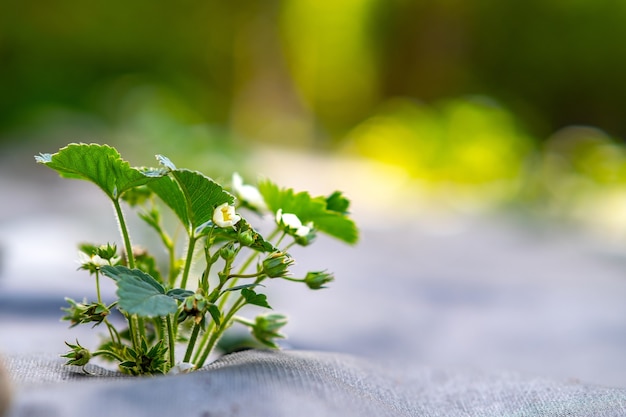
[3,0,626,232]
[2,0,626,143]
[347,97,533,186]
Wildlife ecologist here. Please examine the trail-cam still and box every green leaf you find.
[35,143,164,200]
[100,266,177,317]
[224,283,264,293]
[207,304,221,325]
[166,288,195,301]
[258,179,359,244]
[148,164,234,235]
[147,175,189,226]
[325,191,351,214]
[241,288,272,309]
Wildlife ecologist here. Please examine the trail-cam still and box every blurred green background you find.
[3,0,626,232]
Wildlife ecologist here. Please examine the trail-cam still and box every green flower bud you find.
[262,251,295,278]
[95,243,118,262]
[183,295,206,325]
[251,313,288,348]
[238,229,256,247]
[62,340,92,367]
[62,298,110,328]
[303,270,334,290]
[219,243,236,261]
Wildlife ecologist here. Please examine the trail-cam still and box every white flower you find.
[213,202,241,228]
[77,251,109,267]
[276,209,311,237]
[232,173,267,211]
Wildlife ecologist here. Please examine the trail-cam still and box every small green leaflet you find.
[100,266,177,317]
[241,288,271,309]
[258,179,359,244]
[34,143,165,200]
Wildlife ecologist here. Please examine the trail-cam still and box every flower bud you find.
[95,243,119,262]
[303,270,334,290]
[219,243,236,261]
[183,293,208,325]
[62,340,92,367]
[62,298,110,327]
[251,313,288,348]
[238,229,256,247]
[262,251,294,278]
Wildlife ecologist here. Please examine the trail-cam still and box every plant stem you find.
[195,293,248,368]
[227,272,262,279]
[166,314,175,370]
[93,350,124,362]
[274,231,288,249]
[280,276,305,283]
[180,236,197,289]
[183,322,201,364]
[194,327,222,368]
[194,227,283,367]
[191,320,213,365]
[104,320,121,345]
[201,242,214,292]
[95,271,102,304]
[113,198,135,269]
[127,314,141,350]
[137,317,147,340]
[167,245,177,287]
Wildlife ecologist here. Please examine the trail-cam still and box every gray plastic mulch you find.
[3,349,626,417]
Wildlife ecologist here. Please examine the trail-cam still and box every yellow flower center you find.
[221,206,232,221]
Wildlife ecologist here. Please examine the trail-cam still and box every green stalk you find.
[195,227,283,367]
[218,249,258,309]
[104,320,121,345]
[195,296,247,367]
[113,198,135,269]
[167,242,177,287]
[183,322,202,364]
[127,314,141,351]
[95,271,102,304]
[194,327,222,368]
[166,314,176,370]
[274,231,288,249]
[191,320,214,365]
[180,236,197,289]
[201,232,218,292]
[93,350,124,362]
